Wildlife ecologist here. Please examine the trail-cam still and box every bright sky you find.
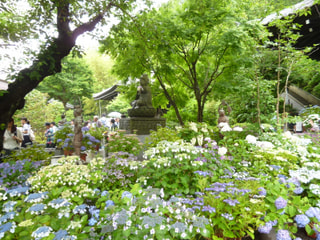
[0,0,170,80]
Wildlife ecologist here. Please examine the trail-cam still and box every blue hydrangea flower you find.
[65,138,71,142]
[31,226,53,238]
[121,191,132,199]
[6,186,30,197]
[275,197,287,210]
[2,201,17,213]
[57,139,62,143]
[0,222,16,236]
[0,212,16,225]
[258,222,273,234]
[48,198,71,209]
[105,200,115,208]
[194,171,210,176]
[306,207,320,221]
[258,187,267,196]
[88,218,98,226]
[67,133,74,137]
[53,229,68,240]
[276,229,291,240]
[27,203,46,214]
[80,146,86,151]
[294,214,310,228]
[101,190,109,197]
[73,204,88,214]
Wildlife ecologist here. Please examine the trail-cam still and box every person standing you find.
[100,114,108,127]
[51,122,58,134]
[21,117,32,147]
[3,118,23,156]
[45,122,55,148]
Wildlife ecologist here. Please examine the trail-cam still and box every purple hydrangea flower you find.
[276,229,291,240]
[293,187,304,195]
[80,146,86,151]
[275,197,287,210]
[258,187,267,196]
[223,198,240,206]
[258,222,273,234]
[294,214,310,228]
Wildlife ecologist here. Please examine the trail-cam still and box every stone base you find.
[119,117,166,135]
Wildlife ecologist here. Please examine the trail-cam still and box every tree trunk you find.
[0,2,110,151]
[155,74,184,126]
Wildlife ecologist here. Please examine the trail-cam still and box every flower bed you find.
[0,128,320,239]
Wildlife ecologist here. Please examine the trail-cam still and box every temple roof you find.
[262,0,320,61]
[93,84,119,101]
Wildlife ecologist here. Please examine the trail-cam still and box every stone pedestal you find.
[119,117,166,135]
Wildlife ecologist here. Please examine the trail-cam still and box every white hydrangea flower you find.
[218,147,228,156]
[246,135,257,144]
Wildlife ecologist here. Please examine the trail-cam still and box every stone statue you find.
[128,74,156,117]
[131,74,153,109]
[218,109,229,124]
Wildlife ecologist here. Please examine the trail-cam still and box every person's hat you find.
[45,122,51,126]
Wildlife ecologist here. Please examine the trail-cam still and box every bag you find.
[29,129,36,141]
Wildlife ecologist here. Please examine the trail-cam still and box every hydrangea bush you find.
[0,129,320,239]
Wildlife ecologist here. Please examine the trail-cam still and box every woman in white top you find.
[3,118,23,156]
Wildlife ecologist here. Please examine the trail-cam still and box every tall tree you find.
[0,0,143,151]
[37,56,94,111]
[101,0,264,123]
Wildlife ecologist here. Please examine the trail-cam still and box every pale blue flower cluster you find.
[31,226,53,239]
[0,222,16,238]
[6,186,30,197]
[276,229,291,240]
[2,201,17,212]
[141,213,165,227]
[275,197,287,210]
[0,212,16,224]
[294,214,310,228]
[73,204,88,215]
[121,191,133,199]
[105,200,115,209]
[48,198,71,209]
[24,191,49,203]
[305,207,320,221]
[27,203,46,215]
[258,222,273,234]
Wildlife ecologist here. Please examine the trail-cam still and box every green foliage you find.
[106,130,143,156]
[37,56,94,109]
[177,122,217,146]
[3,145,53,163]
[144,126,181,148]
[14,90,65,143]
[105,94,131,115]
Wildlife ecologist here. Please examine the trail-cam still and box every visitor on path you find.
[92,116,102,128]
[110,118,117,131]
[100,114,108,127]
[21,117,33,147]
[309,119,320,132]
[294,121,305,133]
[3,118,23,156]
[51,122,58,134]
[45,122,55,148]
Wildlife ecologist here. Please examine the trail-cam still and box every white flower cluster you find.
[48,198,71,209]
[289,167,320,184]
